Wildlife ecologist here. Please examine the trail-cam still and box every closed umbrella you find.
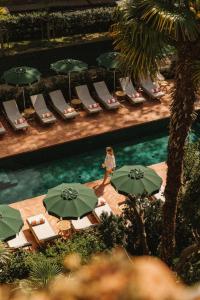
[96,51,119,90]
[111,165,162,197]
[2,66,41,109]
[43,183,98,219]
[0,205,23,241]
[50,59,88,99]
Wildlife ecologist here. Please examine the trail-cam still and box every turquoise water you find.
[0,127,199,204]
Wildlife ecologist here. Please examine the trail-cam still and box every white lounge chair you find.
[71,216,92,230]
[119,77,146,104]
[27,214,58,244]
[75,85,102,114]
[49,90,78,120]
[140,76,165,99]
[30,94,56,124]
[7,231,31,249]
[93,81,120,110]
[154,185,165,202]
[3,100,29,131]
[94,199,113,221]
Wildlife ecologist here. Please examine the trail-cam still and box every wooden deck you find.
[10,162,166,250]
[0,82,174,159]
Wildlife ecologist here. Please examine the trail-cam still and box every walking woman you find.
[102,147,116,185]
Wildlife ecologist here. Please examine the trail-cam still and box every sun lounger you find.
[119,77,146,104]
[154,185,165,202]
[93,81,120,110]
[0,122,6,135]
[7,231,31,249]
[3,100,29,131]
[27,214,58,244]
[49,90,78,120]
[75,85,102,114]
[30,94,56,124]
[140,76,165,99]
[94,199,113,221]
[71,216,92,230]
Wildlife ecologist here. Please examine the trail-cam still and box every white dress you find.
[104,154,116,171]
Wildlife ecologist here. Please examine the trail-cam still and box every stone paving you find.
[10,162,166,250]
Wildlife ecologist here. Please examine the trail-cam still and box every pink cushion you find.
[151,88,160,93]
[88,103,99,109]
[30,218,45,226]
[15,118,25,125]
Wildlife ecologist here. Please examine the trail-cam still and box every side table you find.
[115,90,126,101]
[71,98,82,110]
[23,107,35,121]
[57,220,71,239]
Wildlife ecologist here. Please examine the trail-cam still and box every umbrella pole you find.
[113,70,116,91]
[68,72,71,100]
[22,87,26,110]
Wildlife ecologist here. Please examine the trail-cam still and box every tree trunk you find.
[161,43,198,265]
[129,195,150,255]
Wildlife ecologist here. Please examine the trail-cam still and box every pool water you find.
[0,126,199,204]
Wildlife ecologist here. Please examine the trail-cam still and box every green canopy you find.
[0,205,23,241]
[96,52,119,90]
[51,59,88,99]
[2,66,41,86]
[111,165,162,197]
[51,59,88,74]
[43,183,98,219]
[2,66,41,109]
[96,52,119,70]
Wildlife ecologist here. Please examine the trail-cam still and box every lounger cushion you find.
[7,231,31,249]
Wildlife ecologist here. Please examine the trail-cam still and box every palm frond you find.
[192,60,200,88]
[134,0,200,42]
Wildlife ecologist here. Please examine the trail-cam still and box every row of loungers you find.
[6,198,113,249]
[1,77,165,132]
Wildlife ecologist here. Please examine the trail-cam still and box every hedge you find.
[0,7,115,42]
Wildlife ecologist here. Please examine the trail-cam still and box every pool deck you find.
[0,80,194,160]
[9,161,166,250]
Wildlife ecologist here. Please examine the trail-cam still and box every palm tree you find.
[19,257,62,291]
[112,0,200,264]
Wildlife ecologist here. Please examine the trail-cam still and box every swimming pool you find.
[0,119,199,204]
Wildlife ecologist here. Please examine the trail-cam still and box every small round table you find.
[23,107,35,120]
[57,220,71,238]
[115,90,126,101]
[71,98,82,110]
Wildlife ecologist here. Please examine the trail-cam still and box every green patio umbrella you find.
[111,165,162,197]
[0,205,23,241]
[2,66,41,108]
[50,59,88,99]
[96,52,119,90]
[43,183,98,219]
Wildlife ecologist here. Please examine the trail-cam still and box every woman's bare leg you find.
[102,170,109,185]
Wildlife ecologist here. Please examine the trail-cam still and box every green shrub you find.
[98,212,127,249]
[0,7,114,42]
[0,249,29,283]
[43,228,106,263]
